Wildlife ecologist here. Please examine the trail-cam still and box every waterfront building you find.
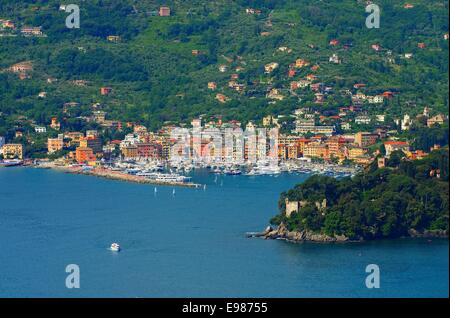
[121,145,138,159]
[47,137,64,154]
[80,137,102,153]
[0,136,5,148]
[2,144,23,159]
[303,142,329,160]
[75,147,96,163]
[137,143,162,159]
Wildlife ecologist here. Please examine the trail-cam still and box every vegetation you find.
[271,149,449,240]
[0,0,448,137]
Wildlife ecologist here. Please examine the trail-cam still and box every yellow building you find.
[121,145,138,159]
[2,144,23,159]
[47,138,64,154]
[303,142,329,159]
[347,147,366,160]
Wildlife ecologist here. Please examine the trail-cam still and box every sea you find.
[0,167,448,297]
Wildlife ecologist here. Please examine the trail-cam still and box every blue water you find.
[0,167,448,297]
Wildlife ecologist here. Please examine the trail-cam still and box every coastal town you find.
[0,102,447,186]
[0,4,448,186]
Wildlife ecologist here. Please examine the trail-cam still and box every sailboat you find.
[172,189,176,196]
[154,187,157,194]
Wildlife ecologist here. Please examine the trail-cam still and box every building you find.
[107,35,121,42]
[50,117,60,130]
[264,62,279,73]
[75,147,96,163]
[384,141,410,157]
[34,126,46,134]
[100,87,112,95]
[2,144,23,159]
[208,82,217,90]
[20,26,42,36]
[341,122,351,131]
[427,114,445,127]
[1,19,15,29]
[0,136,5,148]
[377,157,386,168]
[9,61,33,73]
[121,144,138,159]
[303,142,329,159]
[355,116,371,125]
[295,59,309,68]
[65,132,84,143]
[347,147,366,160]
[137,143,162,158]
[354,132,378,148]
[159,6,171,17]
[80,137,102,153]
[295,120,334,136]
[47,137,64,154]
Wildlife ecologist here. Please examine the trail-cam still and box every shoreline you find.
[247,223,449,243]
[33,163,201,188]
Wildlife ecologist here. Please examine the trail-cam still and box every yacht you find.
[110,243,121,252]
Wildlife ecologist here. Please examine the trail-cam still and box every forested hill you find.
[270,149,449,240]
[0,0,448,132]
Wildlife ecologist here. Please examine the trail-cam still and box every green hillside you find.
[0,0,448,136]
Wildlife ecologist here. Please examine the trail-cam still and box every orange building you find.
[159,6,171,16]
[303,142,329,160]
[75,147,96,163]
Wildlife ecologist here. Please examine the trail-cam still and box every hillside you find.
[270,148,449,241]
[0,0,449,136]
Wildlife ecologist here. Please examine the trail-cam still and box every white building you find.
[401,114,412,131]
[34,126,47,133]
[341,122,351,131]
[329,53,341,64]
[355,116,371,125]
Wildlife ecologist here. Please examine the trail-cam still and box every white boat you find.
[110,243,120,252]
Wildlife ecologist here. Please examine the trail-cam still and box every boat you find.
[110,243,121,252]
[0,159,23,167]
[225,169,242,175]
